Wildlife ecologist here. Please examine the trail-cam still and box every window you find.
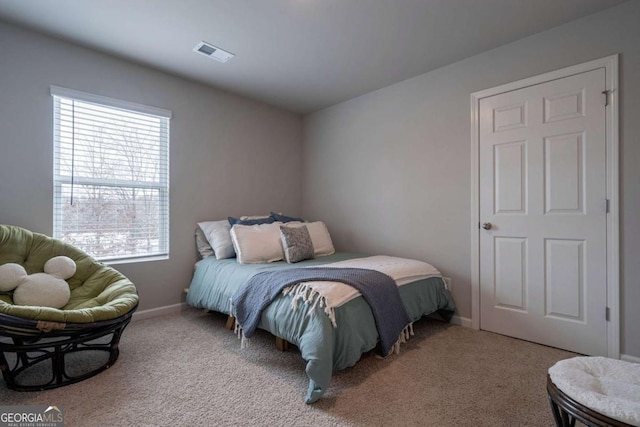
[51,86,171,262]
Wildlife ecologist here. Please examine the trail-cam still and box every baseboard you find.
[450,314,473,328]
[621,354,640,364]
[132,302,185,322]
[133,304,475,328]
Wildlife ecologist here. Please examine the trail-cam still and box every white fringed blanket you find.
[283,255,442,327]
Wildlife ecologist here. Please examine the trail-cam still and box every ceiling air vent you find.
[193,41,235,63]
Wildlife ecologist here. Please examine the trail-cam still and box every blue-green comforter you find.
[186,253,456,403]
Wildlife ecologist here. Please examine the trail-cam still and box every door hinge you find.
[602,90,610,107]
[605,198,610,213]
[606,307,610,322]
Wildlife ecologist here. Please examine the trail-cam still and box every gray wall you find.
[303,1,640,358]
[0,21,303,311]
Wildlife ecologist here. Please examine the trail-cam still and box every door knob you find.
[482,222,492,230]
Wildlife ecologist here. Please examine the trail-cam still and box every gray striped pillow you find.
[280,225,314,263]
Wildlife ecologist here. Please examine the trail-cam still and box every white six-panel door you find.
[478,68,608,356]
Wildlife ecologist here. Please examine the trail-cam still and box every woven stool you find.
[547,357,640,427]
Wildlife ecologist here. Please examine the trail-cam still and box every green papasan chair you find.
[0,224,138,391]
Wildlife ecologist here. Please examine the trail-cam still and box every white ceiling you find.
[0,0,627,114]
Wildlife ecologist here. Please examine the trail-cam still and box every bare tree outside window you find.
[52,89,170,261]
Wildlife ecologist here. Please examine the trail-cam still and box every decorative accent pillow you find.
[285,221,335,256]
[280,225,314,263]
[230,222,284,264]
[0,256,75,308]
[198,220,235,260]
[228,216,275,226]
[270,212,303,223]
[0,263,26,292]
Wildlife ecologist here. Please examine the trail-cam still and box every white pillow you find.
[195,227,214,258]
[44,256,77,279]
[0,263,26,291]
[13,272,71,309]
[285,221,335,256]
[198,220,235,260]
[230,222,284,264]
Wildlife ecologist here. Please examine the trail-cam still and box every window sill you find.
[103,255,169,266]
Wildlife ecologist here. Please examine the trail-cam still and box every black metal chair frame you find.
[0,305,137,391]
[547,374,633,427]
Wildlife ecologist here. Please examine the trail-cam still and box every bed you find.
[186,216,455,403]
[186,248,456,403]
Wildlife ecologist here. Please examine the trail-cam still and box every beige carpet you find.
[0,308,576,426]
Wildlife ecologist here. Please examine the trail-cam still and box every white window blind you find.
[51,86,171,262]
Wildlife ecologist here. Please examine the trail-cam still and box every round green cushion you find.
[0,225,138,323]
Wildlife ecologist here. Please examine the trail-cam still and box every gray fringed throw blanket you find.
[231,267,411,357]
